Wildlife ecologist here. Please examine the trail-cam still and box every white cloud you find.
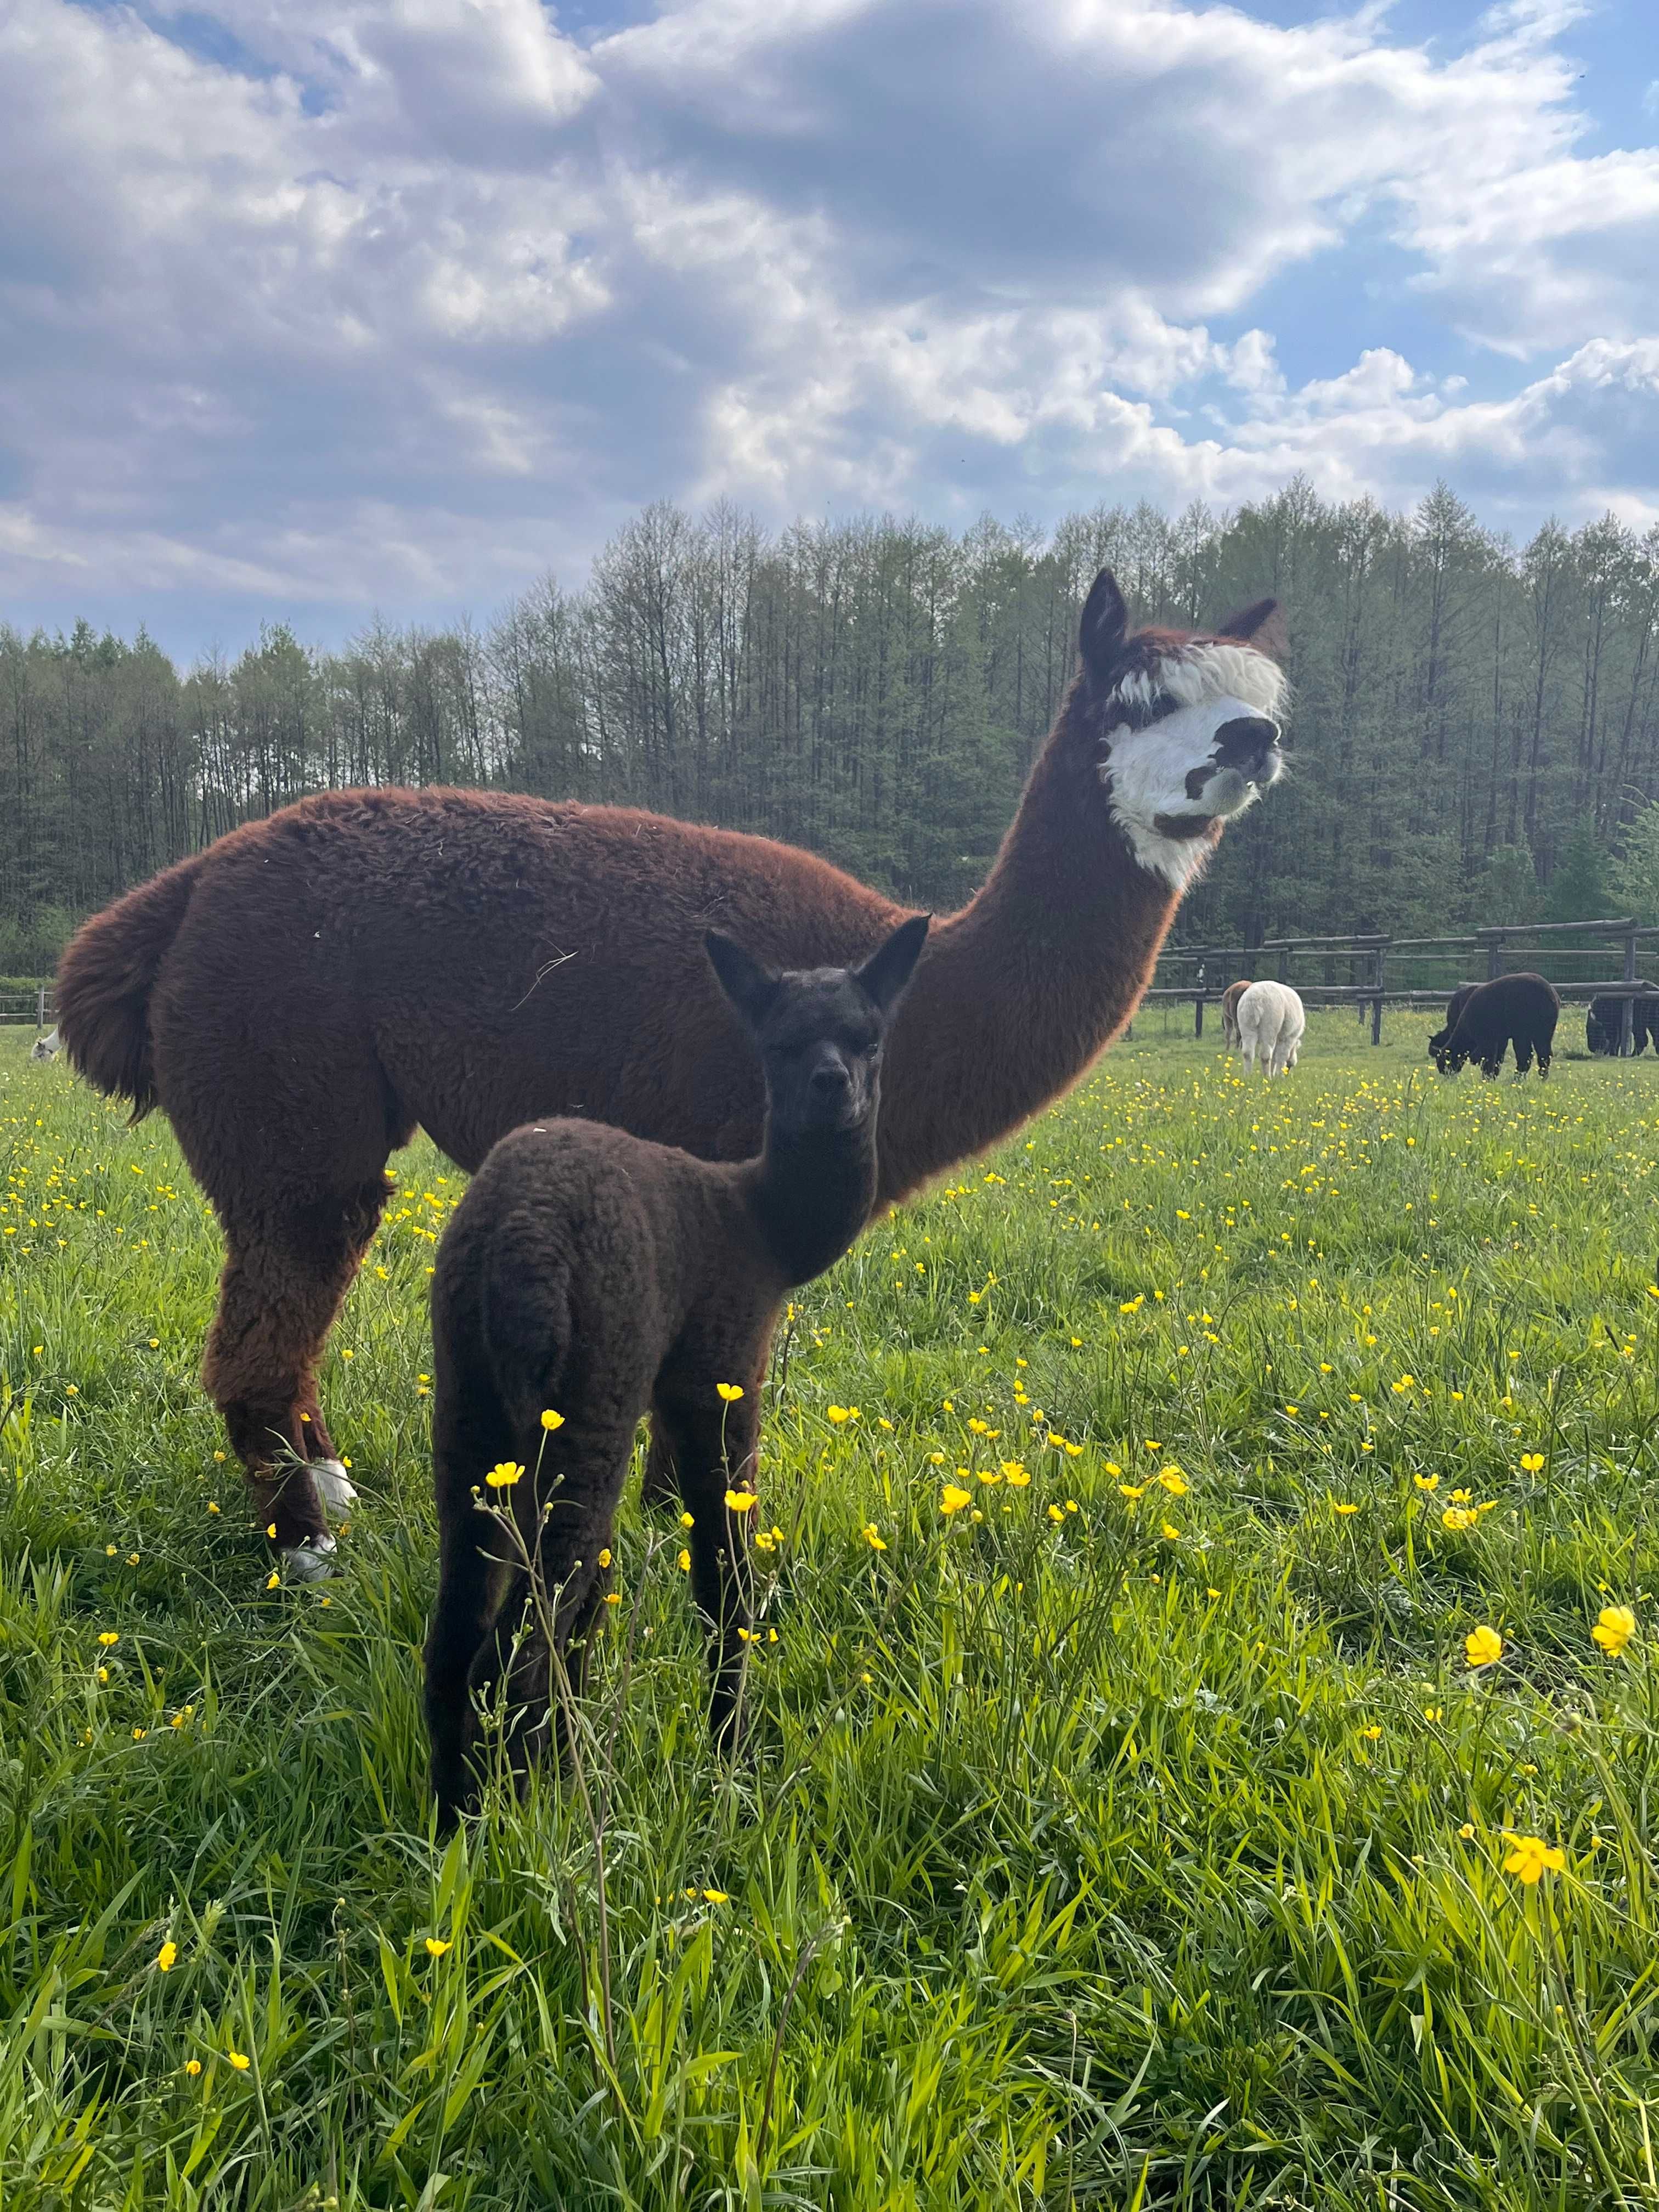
[0,0,1655,641]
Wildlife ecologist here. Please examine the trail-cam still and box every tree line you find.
[4,478,1658,978]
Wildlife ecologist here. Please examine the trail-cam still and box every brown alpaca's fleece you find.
[1220,978,1251,1049]
[58,586,1281,1547]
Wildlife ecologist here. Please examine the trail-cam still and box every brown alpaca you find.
[56,569,1286,1575]
[1221,979,1251,1050]
[424,916,928,1825]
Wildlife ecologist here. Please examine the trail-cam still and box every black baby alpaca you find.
[424,913,930,1825]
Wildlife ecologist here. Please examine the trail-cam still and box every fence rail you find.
[1,987,55,1030]
[1150,917,1659,1051]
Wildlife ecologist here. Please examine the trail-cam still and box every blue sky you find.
[1,0,1656,657]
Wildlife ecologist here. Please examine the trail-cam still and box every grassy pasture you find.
[2,1013,1658,2209]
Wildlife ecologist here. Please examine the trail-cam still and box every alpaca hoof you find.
[313,1459,358,1514]
[281,1533,338,1583]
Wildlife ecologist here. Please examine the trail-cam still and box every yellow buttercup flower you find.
[228,2051,250,2072]
[156,1940,177,1972]
[1158,1468,1188,1495]
[1519,1452,1544,1472]
[940,1483,972,1515]
[1465,1625,1503,1668]
[597,1548,611,1568]
[1413,1472,1439,1492]
[1592,1604,1636,1656]
[97,1631,119,1648]
[724,1489,757,1514]
[486,1461,523,1489]
[1503,1834,1565,1884]
[540,1408,566,1431]
[715,1383,744,1403]
[861,1523,887,1551]
[827,1405,859,1424]
[1002,1463,1031,1488]
[678,1549,692,1572]
[1332,1501,1359,1516]
[425,1938,452,1957]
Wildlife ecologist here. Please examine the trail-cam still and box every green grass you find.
[3,1012,1659,2209]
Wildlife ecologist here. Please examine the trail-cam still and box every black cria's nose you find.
[810,1059,852,1099]
[1214,715,1280,775]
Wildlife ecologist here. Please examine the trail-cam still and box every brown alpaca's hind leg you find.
[202,1177,391,1568]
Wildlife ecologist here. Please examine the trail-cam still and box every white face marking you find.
[1097,644,1288,889]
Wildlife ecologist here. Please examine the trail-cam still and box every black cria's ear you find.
[856,913,931,1017]
[1215,596,1283,650]
[706,930,781,1029]
[1078,569,1129,685]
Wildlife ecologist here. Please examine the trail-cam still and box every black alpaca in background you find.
[1587,983,1659,1056]
[423,914,929,1826]
[1435,973,1559,1080]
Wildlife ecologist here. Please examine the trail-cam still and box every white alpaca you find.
[30,1026,60,1062]
[1236,981,1305,1077]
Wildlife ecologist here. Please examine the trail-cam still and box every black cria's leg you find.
[656,1395,758,1756]
[1481,1052,1503,1080]
[464,1431,628,1795]
[640,1418,680,1512]
[1514,1035,1534,1078]
[425,1521,499,1829]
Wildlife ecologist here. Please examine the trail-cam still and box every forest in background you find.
[4,476,1659,977]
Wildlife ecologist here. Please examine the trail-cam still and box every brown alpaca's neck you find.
[741,1118,880,1288]
[874,688,1187,1204]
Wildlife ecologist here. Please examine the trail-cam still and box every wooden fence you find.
[9,918,1659,1053]
[0,985,54,1031]
[1147,917,1659,1051]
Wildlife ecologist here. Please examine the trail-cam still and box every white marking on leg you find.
[313,1459,358,1512]
[281,1533,338,1583]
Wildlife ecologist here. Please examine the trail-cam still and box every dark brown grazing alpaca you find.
[1427,983,1479,1073]
[1220,979,1251,1050]
[56,569,1286,1576]
[1434,972,1559,1080]
[425,916,928,1825]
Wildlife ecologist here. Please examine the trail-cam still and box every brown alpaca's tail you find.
[56,853,204,1121]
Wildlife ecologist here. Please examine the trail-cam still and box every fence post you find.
[1486,934,1503,981]
[1622,924,1638,1057]
[36,984,46,1032]
[1372,941,1387,1046]
[1194,994,1204,1040]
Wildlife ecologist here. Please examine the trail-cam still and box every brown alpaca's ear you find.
[857,913,930,1016]
[1078,569,1129,686]
[705,930,781,1028]
[1215,596,1283,651]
